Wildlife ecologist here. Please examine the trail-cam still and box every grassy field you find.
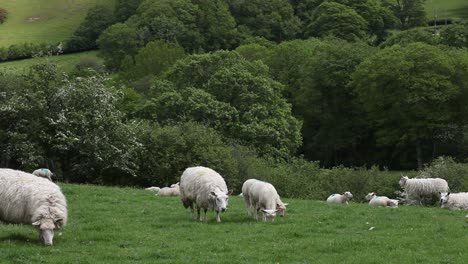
[0,0,116,48]
[1,184,467,263]
[425,0,468,20]
[0,51,101,74]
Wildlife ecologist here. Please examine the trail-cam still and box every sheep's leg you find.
[244,198,251,217]
[254,205,259,221]
[216,211,221,223]
[203,209,208,223]
[197,207,201,221]
[189,204,196,220]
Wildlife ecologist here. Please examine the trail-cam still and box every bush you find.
[419,156,468,192]
[0,8,7,24]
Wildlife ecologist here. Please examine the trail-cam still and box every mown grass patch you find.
[0,0,115,48]
[0,183,467,263]
[0,51,101,74]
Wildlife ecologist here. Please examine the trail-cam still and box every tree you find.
[351,43,467,169]
[440,23,468,48]
[67,5,116,51]
[304,2,368,41]
[383,0,426,28]
[0,8,8,24]
[115,0,142,22]
[97,23,140,71]
[379,28,439,48]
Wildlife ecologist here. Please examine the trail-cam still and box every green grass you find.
[0,51,101,73]
[425,0,468,20]
[1,184,467,263]
[0,0,116,48]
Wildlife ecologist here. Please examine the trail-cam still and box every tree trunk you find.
[416,140,423,170]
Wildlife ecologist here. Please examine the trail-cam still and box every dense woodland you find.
[1,0,468,196]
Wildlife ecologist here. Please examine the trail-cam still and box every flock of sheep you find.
[1,166,468,246]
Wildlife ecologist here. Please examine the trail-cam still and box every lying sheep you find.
[326,191,353,204]
[179,166,231,223]
[32,168,54,181]
[439,192,468,210]
[158,183,180,197]
[145,186,161,192]
[242,179,288,222]
[0,169,67,246]
[365,192,398,208]
[399,176,449,205]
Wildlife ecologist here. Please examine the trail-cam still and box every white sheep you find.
[32,168,54,181]
[0,169,67,246]
[439,192,468,210]
[399,176,449,205]
[365,192,398,208]
[179,166,231,223]
[326,191,353,204]
[145,186,161,192]
[157,183,180,197]
[242,179,288,222]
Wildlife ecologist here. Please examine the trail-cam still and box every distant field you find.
[1,183,467,263]
[0,0,115,48]
[425,0,468,20]
[0,51,101,73]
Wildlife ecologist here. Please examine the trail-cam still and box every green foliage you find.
[97,23,139,70]
[114,0,142,22]
[379,28,440,48]
[226,0,301,42]
[304,2,368,41]
[383,0,427,28]
[120,40,186,82]
[419,156,468,192]
[67,5,116,51]
[440,22,468,48]
[0,7,8,24]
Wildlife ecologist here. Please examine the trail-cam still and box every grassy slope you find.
[1,184,467,263]
[425,0,468,20]
[0,51,101,74]
[0,0,115,48]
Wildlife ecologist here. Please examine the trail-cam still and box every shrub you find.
[419,156,468,192]
[0,8,7,24]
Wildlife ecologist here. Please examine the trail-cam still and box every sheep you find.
[242,179,288,222]
[157,183,180,197]
[32,168,54,181]
[365,192,398,208]
[439,192,468,210]
[326,191,353,204]
[179,166,231,223]
[399,176,449,205]
[0,168,67,246]
[145,186,161,193]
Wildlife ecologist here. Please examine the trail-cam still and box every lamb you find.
[439,192,468,210]
[32,168,54,181]
[157,182,180,197]
[326,191,353,204]
[179,166,231,223]
[242,179,288,222]
[365,192,398,208]
[0,169,67,246]
[399,176,449,205]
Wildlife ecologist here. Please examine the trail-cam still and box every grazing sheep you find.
[326,191,353,204]
[179,166,231,223]
[158,183,180,197]
[32,168,53,181]
[399,176,449,205]
[145,186,161,193]
[439,192,468,210]
[365,192,397,207]
[0,169,67,246]
[242,179,288,222]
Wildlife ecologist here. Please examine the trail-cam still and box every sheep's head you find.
[32,217,64,246]
[365,192,376,201]
[399,176,408,188]
[439,192,450,205]
[210,191,230,212]
[344,191,353,200]
[276,203,288,217]
[261,209,279,221]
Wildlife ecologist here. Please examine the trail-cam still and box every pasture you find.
[1,184,467,263]
[425,0,468,20]
[0,0,115,48]
[0,51,101,74]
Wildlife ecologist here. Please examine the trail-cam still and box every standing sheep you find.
[32,168,54,181]
[242,179,288,222]
[399,176,449,205]
[179,166,231,223]
[439,192,468,210]
[0,169,67,246]
[326,192,353,204]
[365,192,398,208]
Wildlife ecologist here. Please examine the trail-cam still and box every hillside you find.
[0,183,467,263]
[425,0,468,20]
[0,0,115,48]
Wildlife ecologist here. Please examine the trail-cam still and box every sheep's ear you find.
[55,218,64,229]
[283,203,289,207]
[210,191,217,197]
[227,190,233,196]
[447,192,450,196]
[32,221,41,226]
